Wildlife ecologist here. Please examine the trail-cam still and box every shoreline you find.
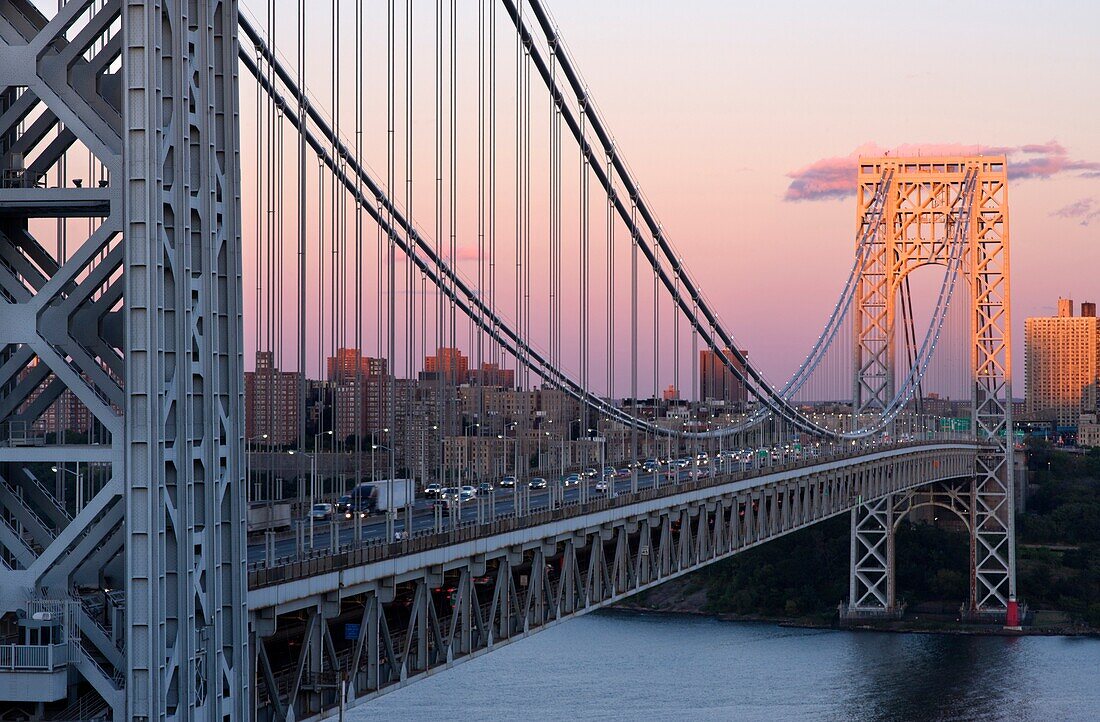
[610,603,1100,639]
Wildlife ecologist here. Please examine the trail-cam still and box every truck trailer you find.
[350,479,415,513]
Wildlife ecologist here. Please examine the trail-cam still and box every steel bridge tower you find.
[848,155,1017,622]
[0,0,248,719]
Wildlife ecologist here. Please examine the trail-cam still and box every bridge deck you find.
[249,442,981,720]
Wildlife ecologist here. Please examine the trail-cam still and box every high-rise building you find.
[699,348,748,404]
[1024,298,1100,427]
[394,378,460,481]
[425,347,470,383]
[327,347,387,382]
[325,348,389,442]
[467,361,515,388]
[245,351,303,445]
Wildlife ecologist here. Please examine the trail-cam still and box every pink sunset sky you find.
[544,1,1100,387]
[240,0,1100,394]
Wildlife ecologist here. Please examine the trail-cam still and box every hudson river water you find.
[352,610,1100,721]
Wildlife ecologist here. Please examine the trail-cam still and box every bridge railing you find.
[0,642,68,671]
[247,438,983,589]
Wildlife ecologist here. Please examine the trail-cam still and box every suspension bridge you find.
[0,0,1015,720]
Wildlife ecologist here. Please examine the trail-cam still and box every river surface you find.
[351,610,1100,721]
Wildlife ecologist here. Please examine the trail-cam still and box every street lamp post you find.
[540,431,549,476]
[314,429,333,496]
[245,432,269,503]
[51,464,84,514]
[420,421,438,484]
[287,449,316,549]
[372,436,397,541]
[589,428,608,498]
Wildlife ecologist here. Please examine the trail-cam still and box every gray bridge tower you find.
[0,0,248,718]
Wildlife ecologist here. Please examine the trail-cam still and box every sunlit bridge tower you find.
[0,1,248,719]
[847,156,1016,622]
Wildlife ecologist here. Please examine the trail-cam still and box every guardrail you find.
[0,642,68,671]
[248,439,984,589]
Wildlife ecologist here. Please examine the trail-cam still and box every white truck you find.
[247,501,292,534]
[351,479,415,513]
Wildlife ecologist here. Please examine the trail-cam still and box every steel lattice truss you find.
[0,0,248,719]
[850,157,1015,616]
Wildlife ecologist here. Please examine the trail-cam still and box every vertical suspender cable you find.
[476,0,486,451]
[631,197,638,487]
[449,0,459,463]
[654,247,660,464]
[354,0,364,477]
[388,0,398,490]
[692,301,698,465]
[330,0,340,446]
[317,155,325,432]
[297,0,307,450]
[407,0,417,486]
[514,0,522,399]
[434,0,444,482]
[579,96,589,435]
[524,16,533,401]
[606,150,614,467]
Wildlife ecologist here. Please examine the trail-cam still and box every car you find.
[423,483,442,499]
[309,503,334,521]
[334,495,353,513]
[458,489,475,503]
[617,468,631,478]
[476,482,493,495]
[439,486,459,500]
[563,473,581,486]
[595,479,609,491]
[528,477,548,489]
[500,476,517,488]
[460,485,476,497]
[582,468,598,478]
[602,467,616,478]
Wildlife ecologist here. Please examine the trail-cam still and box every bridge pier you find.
[844,476,1018,624]
[843,495,901,620]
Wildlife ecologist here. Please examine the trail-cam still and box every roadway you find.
[246,461,757,565]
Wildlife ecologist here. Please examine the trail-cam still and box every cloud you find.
[785,141,1100,201]
[1051,198,1100,226]
[454,245,482,262]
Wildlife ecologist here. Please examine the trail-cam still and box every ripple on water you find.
[350,611,1100,722]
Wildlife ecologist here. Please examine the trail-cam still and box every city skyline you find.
[239,0,1100,391]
